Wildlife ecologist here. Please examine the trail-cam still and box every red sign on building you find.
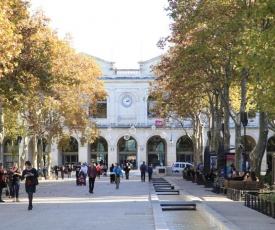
[155,120,165,127]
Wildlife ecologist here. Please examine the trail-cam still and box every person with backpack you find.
[147,164,153,182]
[113,163,123,189]
[140,161,147,182]
[87,162,97,193]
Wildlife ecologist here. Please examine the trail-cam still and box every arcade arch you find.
[147,135,166,167]
[241,135,256,155]
[60,136,79,167]
[118,136,137,169]
[176,135,193,163]
[3,138,19,169]
[90,136,108,165]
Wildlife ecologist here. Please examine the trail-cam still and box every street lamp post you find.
[241,112,248,172]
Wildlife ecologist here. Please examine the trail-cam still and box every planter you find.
[245,193,275,219]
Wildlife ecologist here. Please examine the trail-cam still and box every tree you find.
[153,0,275,175]
[1,7,107,173]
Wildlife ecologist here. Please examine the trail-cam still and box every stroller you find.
[78,171,86,186]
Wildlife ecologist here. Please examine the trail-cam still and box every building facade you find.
[1,54,273,173]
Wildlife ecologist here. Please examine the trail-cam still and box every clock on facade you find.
[122,94,133,107]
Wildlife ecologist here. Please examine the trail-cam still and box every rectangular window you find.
[90,100,107,118]
[148,100,157,118]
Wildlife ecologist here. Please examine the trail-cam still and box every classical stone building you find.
[1,54,273,173]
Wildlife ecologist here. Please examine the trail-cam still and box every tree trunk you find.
[32,136,38,168]
[249,112,268,176]
[191,112,204,169]
[20,137,28,170]
[47,137,52,179]
[235,122,242,172]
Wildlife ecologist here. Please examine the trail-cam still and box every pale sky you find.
[29,0,171,68]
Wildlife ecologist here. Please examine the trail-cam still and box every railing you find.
[245,193,275,219]
[114,69,140,75]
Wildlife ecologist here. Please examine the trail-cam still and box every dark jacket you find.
[88,166,97,178]
[147,166,153,174]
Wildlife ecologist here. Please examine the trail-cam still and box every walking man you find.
[87,162,97,193]
[140,161,147,182]
[113,163,123,189]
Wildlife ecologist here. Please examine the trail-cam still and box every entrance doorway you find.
[90,137,108,166]
[118,136,137,169]
[147,136,166,168]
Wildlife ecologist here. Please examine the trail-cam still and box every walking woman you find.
[11,161,22,202]
[21,161,38,210]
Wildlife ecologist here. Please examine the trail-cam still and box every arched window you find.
[60,136,78,152]
[176,136,193,151]
[91,137,108,152]
[118,136,137,169]
[176,135,193,162]
[147,136,166,167]
[241,135,256,152]
[118,137,137,152]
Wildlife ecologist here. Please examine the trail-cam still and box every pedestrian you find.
[140,161,147,182]
[67,164,72,178]
[11,161,22,202]
[21,161,39,210]
[147,164,153,182]
[0,163,7,203]
[113,163,123,189]
[110,164,115,183]
[6,166,14,198]
[54,164,59,180]
[75,162,81,185]
[123,163,131,180]
[96,164,101,179]
[60,165,65,180]
[87,162,97,193]
[103,164,107,176]
[42,165,48,180]
[79,163,88,185]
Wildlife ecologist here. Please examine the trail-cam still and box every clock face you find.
[122,95,133,107]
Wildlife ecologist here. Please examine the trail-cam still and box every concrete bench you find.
[154,185,175,189]
[155,189,180,195]
[153,183,171,186]
[160,202,196,210]
[223,180,263,200]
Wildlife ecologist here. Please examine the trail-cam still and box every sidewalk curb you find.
[150,185,169,230]
[178,188,242,230]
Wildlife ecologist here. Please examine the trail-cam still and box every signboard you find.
[226,154,235,176]
[155,120,165,127]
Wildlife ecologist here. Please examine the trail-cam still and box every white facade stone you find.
[9,54,272,175]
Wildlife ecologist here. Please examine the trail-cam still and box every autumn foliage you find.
[0,1,107,172]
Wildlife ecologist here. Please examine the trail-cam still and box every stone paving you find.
[165,176,275,230]
[1,171,275,230]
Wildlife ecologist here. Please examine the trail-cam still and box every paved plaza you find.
[0,171,275,230]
